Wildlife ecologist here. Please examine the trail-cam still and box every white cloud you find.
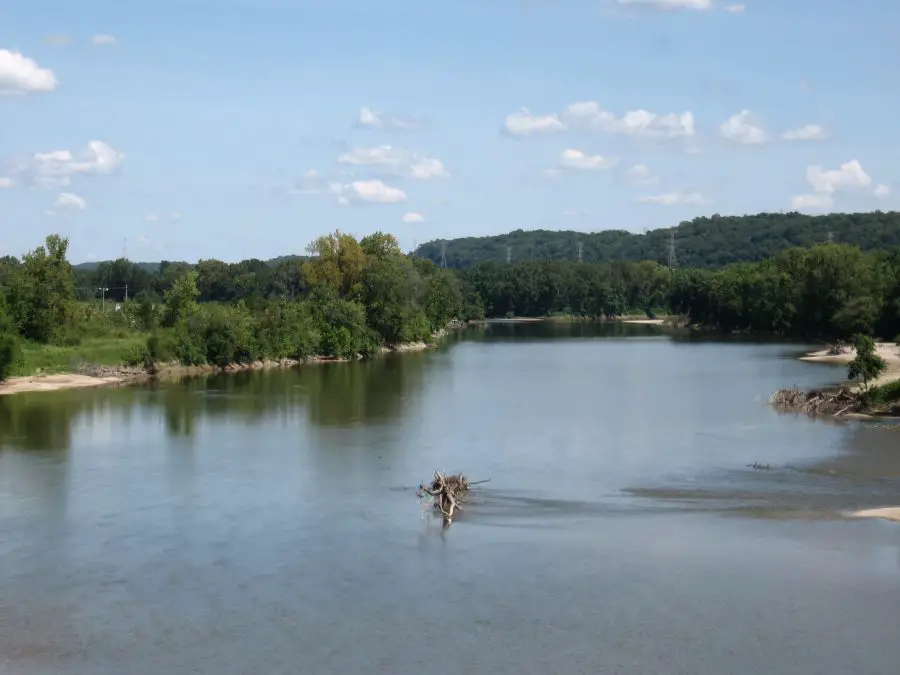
[789,159,886,212]
[781,124,826,141]
[145,214,159,222]
[558,148,618,171]
[338,145,448,179]
[402,212,425,223]
[0,177,12,189]
[638,191,705,205]
[328,179,407,204]
[789,193,833,212]
[615,0,712,10]
[355,106,424,131]
[91,34,117,45]
[503,101,694,139]
[720,110,767,144]
[806,160,871,194]
[52,192,87,212]
[0,49,58,95]
[724,3,745,11]
[21,140,125,188]
[624,164,658,185]
[503,108,566,137]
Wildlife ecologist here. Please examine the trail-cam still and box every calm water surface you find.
[2,322,900,675]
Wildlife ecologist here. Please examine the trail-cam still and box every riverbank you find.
[0,322,470,397]
[799,342,900,388]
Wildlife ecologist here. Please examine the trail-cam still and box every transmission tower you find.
[577,241,583,263]
[506,245,512,264]
[440,241,447,268]
[667,230,678,270]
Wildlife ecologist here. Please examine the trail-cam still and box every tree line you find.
[415,211,900,269]
[2,230,899,382]
[0,231,482,380]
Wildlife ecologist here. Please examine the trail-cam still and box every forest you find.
[414,211,900,269]
[0,231,482,381]
[2,225,900,383]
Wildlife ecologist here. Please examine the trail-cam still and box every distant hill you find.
[72,255,309,272]
[414,211,900,269]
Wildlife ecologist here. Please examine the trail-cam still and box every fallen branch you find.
[417,471,485,527]
[770,384,861,417]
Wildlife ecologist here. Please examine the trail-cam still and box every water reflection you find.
[0,350,431,453]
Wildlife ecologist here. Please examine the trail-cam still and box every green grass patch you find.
[862,379,900,407]
[12,335,148,376]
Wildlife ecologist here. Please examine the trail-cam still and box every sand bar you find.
[800,342,900,387]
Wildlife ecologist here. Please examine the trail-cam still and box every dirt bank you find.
[0,322,472,398]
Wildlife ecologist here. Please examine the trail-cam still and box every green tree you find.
[0,295,22,381]
[848,334,886,392]
[5,234,77,343]
[162,270,200,327]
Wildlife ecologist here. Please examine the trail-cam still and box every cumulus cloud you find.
[19,140,125,188]
[48,192,87,214]
[402,212,425,223]
[555,148,618,172]
[0,49,58,95]
[0,177,12,189]
[328,179,407,204]
[781,124,827,141]
[624,164,658,186]
[145,213,181,223]
[355,106,425,131]
[503,101,694,139]
[724,3,745,11]
[338,145,448,179]
[638,191,705,205]
[91,34,117,45]
[790,159,886,212]
[720,110,767,144]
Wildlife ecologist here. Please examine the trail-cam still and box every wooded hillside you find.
[414,211,900,269]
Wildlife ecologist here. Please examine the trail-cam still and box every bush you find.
[0,332,22,381]
[862,379,900,407]
[122,343,151,368]
[203,304,258,367]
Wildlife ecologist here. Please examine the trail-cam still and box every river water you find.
[2,322,900,675]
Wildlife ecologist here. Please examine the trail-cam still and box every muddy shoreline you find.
[0,322,471,397]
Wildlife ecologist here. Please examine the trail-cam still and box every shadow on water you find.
[0,352,431,452]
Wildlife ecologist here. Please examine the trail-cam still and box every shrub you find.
[0,332,22,381]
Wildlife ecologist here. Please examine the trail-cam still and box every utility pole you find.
[124,283,128,302]
[667,230,677,270]
[98,287,109,312]
[440,241,447,268]
[122,237,127,260]
[506,245,512,264]
[577,241,583,263]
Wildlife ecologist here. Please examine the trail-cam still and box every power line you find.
[667,230,678,270]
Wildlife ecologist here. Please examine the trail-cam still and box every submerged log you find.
[770,384,861,417]
[416,471,487,527]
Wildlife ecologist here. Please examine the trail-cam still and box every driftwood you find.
[416,471,488,527]
[770,384,861,417]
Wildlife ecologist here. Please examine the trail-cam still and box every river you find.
[2,322,899,675]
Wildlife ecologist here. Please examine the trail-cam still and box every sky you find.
[1,0,898,263]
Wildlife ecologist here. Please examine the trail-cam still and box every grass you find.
[864,379,900,407]
[12,335,147,376]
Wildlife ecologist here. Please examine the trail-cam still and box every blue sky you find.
[1,0,897,263]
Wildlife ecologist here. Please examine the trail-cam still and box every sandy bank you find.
[849,507,900,522]
[0,372,134,396]
[620,318,666,325]
[800,342,900,388]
